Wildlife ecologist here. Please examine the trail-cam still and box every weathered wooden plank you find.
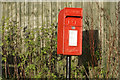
[20,3,26,78]
[56,2,61,22]
[67,2,72,7]
[0,2,2,22]
[74,2,83,8]
[109,2,118,78]
[42,2,47,48]
[56,1,61,77]
[51,2,57,75]
[2,2,6,78]
[115,2,119,78]
[16,2,23,77]
[42,2,49,78]
[12,3,16,21]
[35,2,43,76]
[71,1,76,8]
[0,2,3,78]
[101,2,110,77]
[4,3,8,19]
[82,2,89,30]
[92,2,99,30]
[118,1,120,79]
[21,2,25,37]
[25,2,29,28]
[59,2,67,77]
[61,2,67,9]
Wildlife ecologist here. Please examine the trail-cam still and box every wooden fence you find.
[0,2,119,78]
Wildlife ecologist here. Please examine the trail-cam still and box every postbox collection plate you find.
[69,30,78,46]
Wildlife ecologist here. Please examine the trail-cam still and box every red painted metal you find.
[57,7,83,55]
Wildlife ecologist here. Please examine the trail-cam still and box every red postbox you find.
[57,7,83,55]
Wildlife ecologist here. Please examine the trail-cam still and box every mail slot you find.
[57,7,83,55]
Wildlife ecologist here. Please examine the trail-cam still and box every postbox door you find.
[63,26,82,55]
[63,16,82,55]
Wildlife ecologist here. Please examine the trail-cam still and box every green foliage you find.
[2,16,59,78]
[1,16,104,79]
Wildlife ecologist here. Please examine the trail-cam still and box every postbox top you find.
[59,7,83,17]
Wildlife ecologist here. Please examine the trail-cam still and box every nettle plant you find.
[2,17,58,78]
[2,17,22,78]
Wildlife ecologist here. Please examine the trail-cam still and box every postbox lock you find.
[71,26,75,29]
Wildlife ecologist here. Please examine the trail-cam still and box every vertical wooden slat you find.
[33,2,37,76]
[37,2,42,75]
[115,2,119,78]
[109,2,113,77]
[47,2,52,78]
[15,2,19,78]
[0,2,2,23]
[51,2,57,77]
[118,1,120,79]
[7,2,11,78]
[42,2,46,48]
[42,2,47,78]
[21,2,26,77]
[0,1,2,78]
[3,2,7,78]
[83,2,89,30]
[67,2,72,7]
[25,2,28,28]
[28,2,33,78]
[17,2,22,77]
[21,2,24,46]
[60,2,67,77]
[74,2,83,8]
[56,1,60,78]
[98,2,104,78]
[105,3,110,76]
[98,2,104,77]
[114,2,119,78]
[100,2,108,76]
[61,2,67,9]
[109,2,118,78]
[51,2,57,24]
[57,1,61,21]
[93,2,99,30]
[71,1,75,8]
